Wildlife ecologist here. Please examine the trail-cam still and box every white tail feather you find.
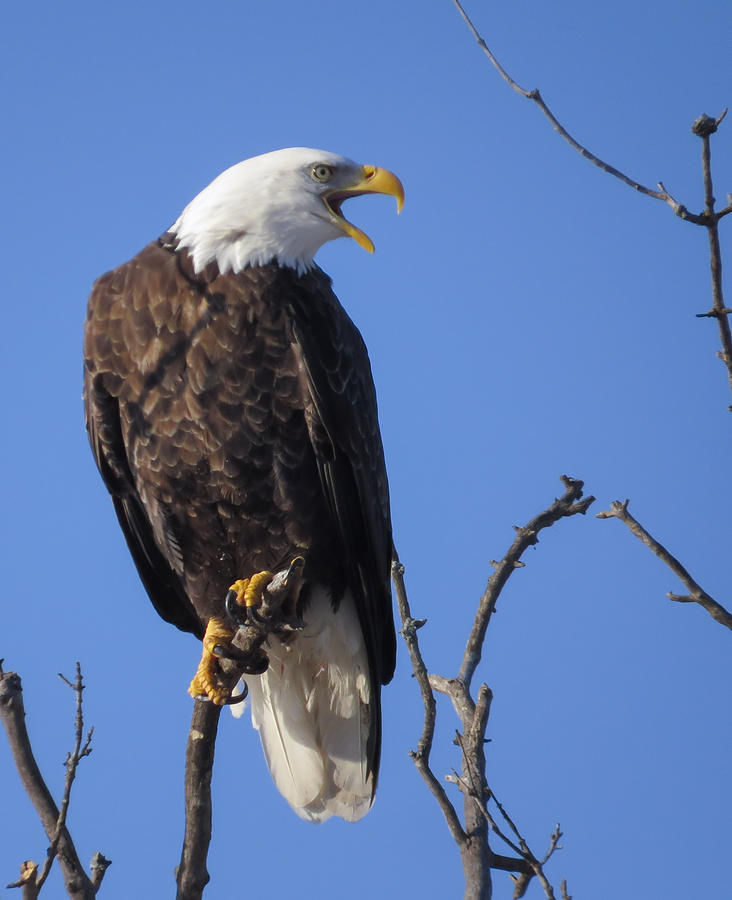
[241,587,373,823]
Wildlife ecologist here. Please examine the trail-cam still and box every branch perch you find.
[176,557,305,898]
[176,699,222,900]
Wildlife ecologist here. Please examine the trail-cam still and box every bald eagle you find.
[83,148,403,823]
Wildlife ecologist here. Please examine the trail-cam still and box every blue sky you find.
[2,1,731,897]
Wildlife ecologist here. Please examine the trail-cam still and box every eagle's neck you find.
[168,171,344,277]
[169,219,321,277]
[160,234,332,297]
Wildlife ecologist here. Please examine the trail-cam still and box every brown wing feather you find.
[285,273,396,687]
[84,260,200,635]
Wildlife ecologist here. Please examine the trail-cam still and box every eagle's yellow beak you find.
[323,165,404,253]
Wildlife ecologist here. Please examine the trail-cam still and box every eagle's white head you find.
[170,147,404,276]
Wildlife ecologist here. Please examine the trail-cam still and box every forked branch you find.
[0,662,109,899]
[394,476,592,899]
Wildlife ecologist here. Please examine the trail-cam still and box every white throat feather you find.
[170,148,361,276]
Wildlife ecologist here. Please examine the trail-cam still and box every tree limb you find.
[394,476,592,899]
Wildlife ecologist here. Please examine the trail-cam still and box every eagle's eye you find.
[311,164,335,183]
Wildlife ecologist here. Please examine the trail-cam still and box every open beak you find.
[322,164,404,253]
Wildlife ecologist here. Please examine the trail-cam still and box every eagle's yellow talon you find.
[190,569,276,703]
[229,569,274,608]
[188,616,235,704]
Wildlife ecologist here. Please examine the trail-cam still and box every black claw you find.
[247,606,269,628]
[225,589,247,627]
[222,683,248,705]
[192,687,249,706]
[241,654,269,676]
[212,640,270,676]
[246,604,304,633]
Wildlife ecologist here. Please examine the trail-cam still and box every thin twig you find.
[35,665,95,892]
[392,549,467,846]
[450,0,710,222]
[448,760,563,900]
[597,500,732,630]
[692,113,732,399]
[452,0,732,403]
[485,789,562,900]
[448,768,523,858]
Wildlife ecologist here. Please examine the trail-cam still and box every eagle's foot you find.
[226,558,306,633]
[188,617,267,704]
[227,569,275,624]
[188,616,240,705]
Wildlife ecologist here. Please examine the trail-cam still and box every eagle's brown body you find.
[84,237,396,815]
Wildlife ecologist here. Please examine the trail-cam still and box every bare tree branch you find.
[691,112,732,401]
[451,0,705,217]
[0,663,108,899]
[175,699,222,900]
[451,0,732,403]
[395,476,592,899]
[449,1,728,223]
[392,550,467,847]
[7,861,39,900]
[597,500,732,630]
[89,854,111,893]
[34,665,95,892]
[450,744,565,900]
[460,475,595,690]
